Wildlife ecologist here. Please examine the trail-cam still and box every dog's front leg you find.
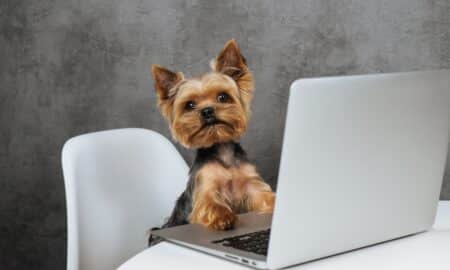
[189,163,237,230]
[236,163,275,214]
[247,179,275,213]
[190,191,237,230]
[244,175,276,214]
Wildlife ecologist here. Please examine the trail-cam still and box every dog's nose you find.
[201,107,215,122]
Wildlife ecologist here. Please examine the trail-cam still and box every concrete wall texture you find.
[1,0,449,268]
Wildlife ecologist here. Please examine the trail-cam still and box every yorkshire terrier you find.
[148,39,275,245]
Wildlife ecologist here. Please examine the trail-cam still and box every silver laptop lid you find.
[268,70,450,269]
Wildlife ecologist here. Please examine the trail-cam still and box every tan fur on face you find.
[151,39,254,148]
[170,73,248,148]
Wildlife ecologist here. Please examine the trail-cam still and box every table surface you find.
[119,201,450,270]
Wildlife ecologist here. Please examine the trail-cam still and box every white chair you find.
[62,128,189,270]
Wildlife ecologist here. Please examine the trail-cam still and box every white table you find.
[119,201,450,270]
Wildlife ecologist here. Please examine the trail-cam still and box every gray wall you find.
[1,0,449,268]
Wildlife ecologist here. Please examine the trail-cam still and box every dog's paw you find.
[254,192,276,214]
[207,204,237,230]
[191,203,237,230]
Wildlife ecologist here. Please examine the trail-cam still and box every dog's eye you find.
[185,101,196,111]
[217,92,230,103]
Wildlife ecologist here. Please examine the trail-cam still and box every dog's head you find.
[151,39,254,148]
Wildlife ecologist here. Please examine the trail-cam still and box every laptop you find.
[153,70,450,269]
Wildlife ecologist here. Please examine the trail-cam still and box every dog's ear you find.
[211,39,254,116]
[211,39,247,79]
[151,64,184,120]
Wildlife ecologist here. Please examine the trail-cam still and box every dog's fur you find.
[149,39,275,245]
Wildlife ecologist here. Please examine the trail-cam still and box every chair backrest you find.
[62,128,189,270]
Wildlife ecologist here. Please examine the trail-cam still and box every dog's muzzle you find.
[201,107,216,125]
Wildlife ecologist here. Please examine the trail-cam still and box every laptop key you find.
[212,229,270,256]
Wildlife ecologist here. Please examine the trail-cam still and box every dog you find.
[148,39,275,246]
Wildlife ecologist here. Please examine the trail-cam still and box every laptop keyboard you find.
[212,229,270,256]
